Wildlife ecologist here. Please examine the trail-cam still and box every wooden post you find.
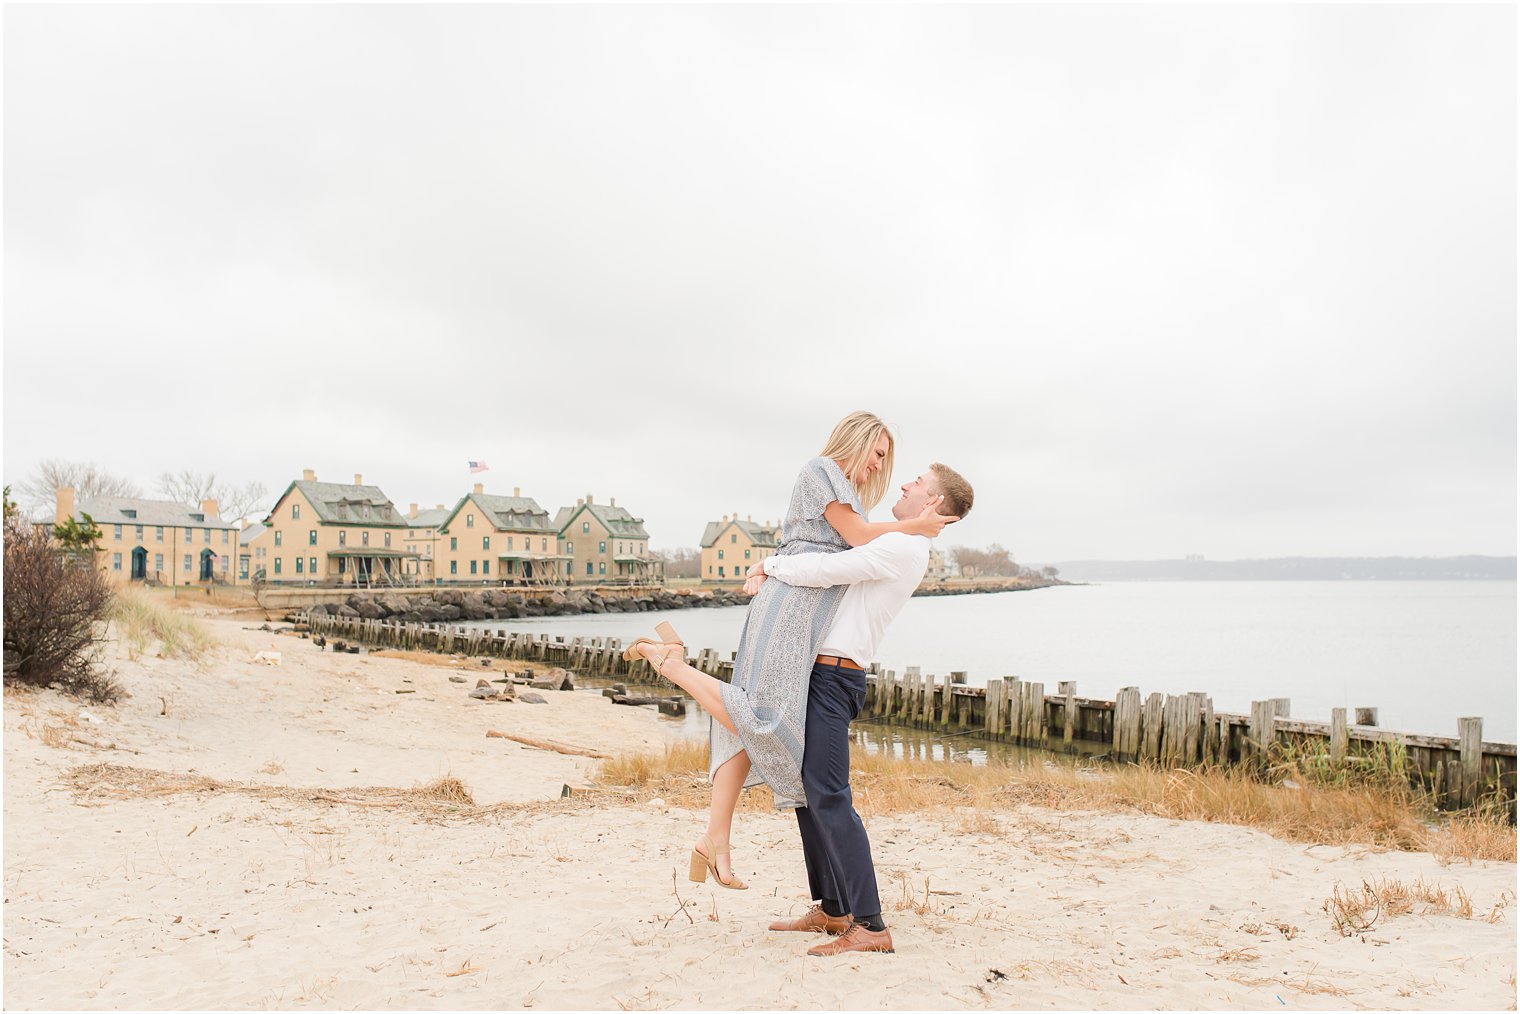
[1202,697,1216,764]
[1183,692,1204,765]
[1354,707,1378,727]
[940,673,955,729]
[1059,681,1077,749]
[1458,717,1483,807]
[1141,692,1163,762]
[1330,708,1348,768]
[1032,682,1048,747]
[984,679,1001,738]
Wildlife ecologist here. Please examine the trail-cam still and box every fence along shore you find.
[301,612,1517,814]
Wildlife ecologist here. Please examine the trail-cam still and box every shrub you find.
[109,586,217,661]
[3,506,121,702]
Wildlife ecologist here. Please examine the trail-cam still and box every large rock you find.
[460,592,494,620]
[531,668,571,691]
[518,692,548,705]
[378,593,411,615]
[307,603,331,617]
[435,589,464,607]
[354,600,387,620]
[436,604,462,621]
[334,604,360,618]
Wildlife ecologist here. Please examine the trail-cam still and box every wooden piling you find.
[1059,681,1077,749]
[1459,717,1483,807]
[1330,708,1348,767]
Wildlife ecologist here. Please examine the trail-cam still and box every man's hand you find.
[743,561,767,596]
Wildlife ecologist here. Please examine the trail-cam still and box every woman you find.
[625,411,951,888]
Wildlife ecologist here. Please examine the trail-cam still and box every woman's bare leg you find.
[705,751,751,884]
[635,643,739,734]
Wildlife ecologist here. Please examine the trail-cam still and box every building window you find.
[338,531,347,545]
[274,558,282,575]
[309,530,317,545]
[718,549,725,560]
[731,534,737,544]
[450,537,457,550]
[745,549,751,559]
[586,562,593,576]
[450,561,457,575]
[541,538,548,551]
[599,562,606,575]
[309,557,317,574]
[582,521,590,534]
[156,527,164,542]
[113,524,122,540]
[719,566,725,577]
[567,541,574,554]
[122,509,136,519]
[154,553,163,572]
[185,527,193,541]
[361,531,369,546]
[482,536,490,550]
[708,565,712,575]
[136,525,143,540]
[470,560,477,575]
[467,514,474,528]
[112,552,122,571]
[183,554,192,572]
[296,557,305,573]
[507,536,513,551]
[274,531,283,547]
[293,504,300,519]
[222,557,229,572]
[384,531,391,547]
[481,559,489,575]
[599,540,606,553]
[222,530,228,544]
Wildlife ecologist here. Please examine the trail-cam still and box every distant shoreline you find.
[1033,556,1516,582]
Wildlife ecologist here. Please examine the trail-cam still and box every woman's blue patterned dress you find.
[712,457,862,809]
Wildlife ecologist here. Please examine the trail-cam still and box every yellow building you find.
[699,514,780,584]
[435,484,566,585]
[553,494,658,584]
[238,521,271,582]
[403,502,451,582]
[258,470,418,587]
[52,487,242,587]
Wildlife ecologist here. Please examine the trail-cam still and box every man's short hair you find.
[929,463,973,520]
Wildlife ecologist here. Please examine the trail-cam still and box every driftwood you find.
[485,730,609,759]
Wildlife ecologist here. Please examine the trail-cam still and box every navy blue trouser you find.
[794,660,881,921]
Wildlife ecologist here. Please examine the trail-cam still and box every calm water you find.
[462,582,1517,742]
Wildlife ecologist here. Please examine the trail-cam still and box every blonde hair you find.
[819,411,895,512]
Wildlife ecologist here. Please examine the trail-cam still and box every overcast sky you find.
[5,4,1515,561]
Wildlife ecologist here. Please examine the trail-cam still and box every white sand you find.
[4,613,1515,1010]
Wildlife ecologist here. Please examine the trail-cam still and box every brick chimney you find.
[435,503,445,510]
[56,486,75,526]
[408,503,418,518]
[722,513,728,523]
[240,518,250,530]
[354,473,363,486]
[302,469,316,481]
[513,486,521,497]
[473,483,484,495]
[586,492,594,505]
[609,496,616,508]
[201,498,219,518]
[576,498,584,508]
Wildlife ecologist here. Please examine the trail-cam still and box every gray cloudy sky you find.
[5,4,1515,561]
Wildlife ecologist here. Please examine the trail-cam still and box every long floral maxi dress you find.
[712,456,863,809]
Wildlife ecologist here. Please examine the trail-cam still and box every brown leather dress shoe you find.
[768,904,852,935]
[806,922,895,956]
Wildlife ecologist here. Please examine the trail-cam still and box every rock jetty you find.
[302,587,753,624]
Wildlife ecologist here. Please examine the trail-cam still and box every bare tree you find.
[651,547,701,579]
[15,460,142,520]
[156,470,269,521]
[947,543,1019,578]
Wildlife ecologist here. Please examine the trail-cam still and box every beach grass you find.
[594,741,1516,863]
[108,586,220,661]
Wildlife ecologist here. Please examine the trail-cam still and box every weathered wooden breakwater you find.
[302,612,1516,813]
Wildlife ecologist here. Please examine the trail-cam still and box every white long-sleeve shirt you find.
[762,532,930,667]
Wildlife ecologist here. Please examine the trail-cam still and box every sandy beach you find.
[4,610,1515,1011]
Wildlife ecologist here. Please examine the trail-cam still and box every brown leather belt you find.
[815,654,864,671]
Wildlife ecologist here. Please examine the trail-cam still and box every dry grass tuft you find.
[593,742,1516,861]
[1325,876,1477,936]
[65,763,478,815]
[109,586,218,661]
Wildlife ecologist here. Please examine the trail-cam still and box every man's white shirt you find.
[762,532,930,667]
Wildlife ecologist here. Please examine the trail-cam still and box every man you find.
[743,462,974,956]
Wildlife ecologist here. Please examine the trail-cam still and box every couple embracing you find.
[626,411,974,956]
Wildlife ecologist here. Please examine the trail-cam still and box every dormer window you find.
[190,513,204,522]
[122,509,137,519]
[336,503,348,519]
[360,504,370,519]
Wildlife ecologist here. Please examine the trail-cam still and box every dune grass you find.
[108,586,219,661]
[594,740,1515,863]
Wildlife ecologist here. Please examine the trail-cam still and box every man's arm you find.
[760,536,911,589]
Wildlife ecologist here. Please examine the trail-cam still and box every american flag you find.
[468,460,489,474]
